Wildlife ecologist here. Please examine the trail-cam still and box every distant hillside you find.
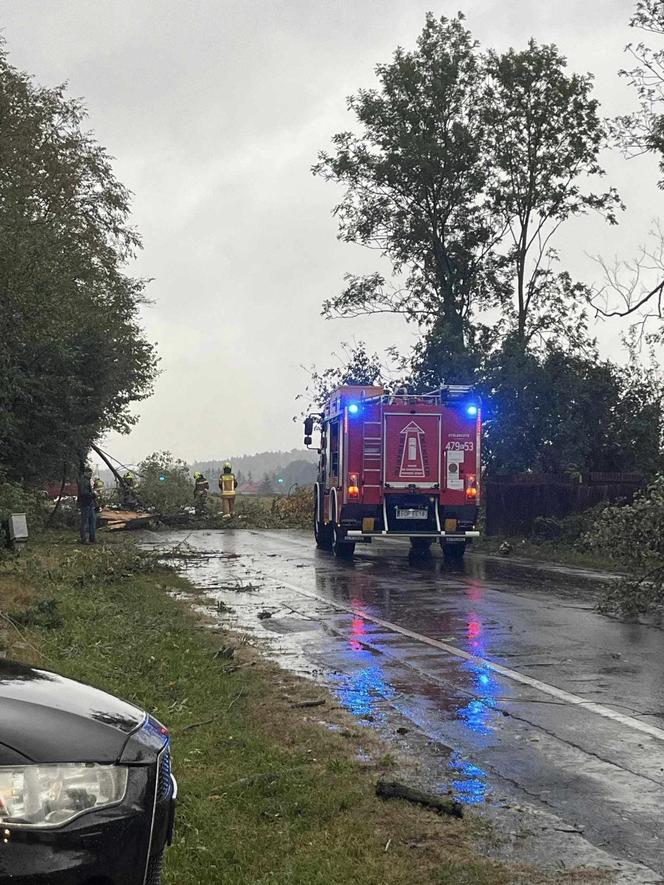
[191,449,317,484]
[95,449,318,491]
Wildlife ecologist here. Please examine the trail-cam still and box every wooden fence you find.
[484,473,644,537]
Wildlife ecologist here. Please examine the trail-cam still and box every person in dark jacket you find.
[193,472,209,516]
[77,466,97,544]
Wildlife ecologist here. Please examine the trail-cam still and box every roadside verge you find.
[0,532,604,885]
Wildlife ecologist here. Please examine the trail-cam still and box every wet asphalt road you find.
[144,529,664,882]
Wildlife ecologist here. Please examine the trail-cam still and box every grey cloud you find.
[0,0,657,463]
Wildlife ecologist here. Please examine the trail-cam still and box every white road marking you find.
[273,575,664,743]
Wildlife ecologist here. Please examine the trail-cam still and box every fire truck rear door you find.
[383,412,441,489]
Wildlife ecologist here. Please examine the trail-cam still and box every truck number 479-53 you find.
[304,384,481,561]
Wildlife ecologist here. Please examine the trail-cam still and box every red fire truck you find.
[304,384,481,559]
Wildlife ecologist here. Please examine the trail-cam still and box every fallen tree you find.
[586,475,664,613]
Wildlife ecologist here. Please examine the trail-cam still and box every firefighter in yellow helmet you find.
[219,462,238,518]
[121,471,138,509]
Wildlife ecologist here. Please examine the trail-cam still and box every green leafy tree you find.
[481,344,663,476]
[299,341,387,413]
[314,17,621,376]
[257,473,275,496]
[485,42,621,347]
[588,475,664,613]
[313,14,505,379]
[0,43,157,484]
[617,1,664,185]
[137,452,192,515]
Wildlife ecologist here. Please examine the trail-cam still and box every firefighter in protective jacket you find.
[193,472,209,515]
[219,463,238,518]
[121,471,138,510]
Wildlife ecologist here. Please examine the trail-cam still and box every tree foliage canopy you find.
[617,0,664,185]
[309,12,664,484]
[0,45,157,484]
[315,15,618,373]
[299,341,388,413]
[137,452,192,515]
[480,344,663,476]
[314,14,503,378]
[588,475,664,614]
[485,41,620,346]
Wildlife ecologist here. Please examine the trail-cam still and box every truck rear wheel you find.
[314,486,333,550]
[441,541,466,563]
[333,525,355,558]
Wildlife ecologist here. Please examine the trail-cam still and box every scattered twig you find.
[181,717,216,733]
[0,612,51,662]
[227,688,245,711]
[179,686,246,730]
[292,698,326,709]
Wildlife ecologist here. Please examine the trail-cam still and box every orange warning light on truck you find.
[303,385,481,559]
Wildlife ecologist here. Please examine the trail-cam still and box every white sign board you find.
[8,513,28,541]
[446,451,464,491]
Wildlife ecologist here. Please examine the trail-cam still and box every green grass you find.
[0,532,584,885]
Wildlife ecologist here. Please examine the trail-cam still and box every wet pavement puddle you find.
[142,529,664,883]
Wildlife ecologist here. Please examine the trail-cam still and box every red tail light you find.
[466,474,478,500]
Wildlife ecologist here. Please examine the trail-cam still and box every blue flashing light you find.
[159,474,167,482]
[348,403,360,415]
[466,404,478,418]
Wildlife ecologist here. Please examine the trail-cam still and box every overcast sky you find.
[0,1,661,465]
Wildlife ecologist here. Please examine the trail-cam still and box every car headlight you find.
[0,763,128,828]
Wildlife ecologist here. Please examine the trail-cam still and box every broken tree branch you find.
[376,778,463,818]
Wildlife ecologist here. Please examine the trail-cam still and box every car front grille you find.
[157,746,173,801]
[145,851,163,885]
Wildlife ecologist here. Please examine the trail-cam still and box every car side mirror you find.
[303,416,314,436]
[304,435,312,446]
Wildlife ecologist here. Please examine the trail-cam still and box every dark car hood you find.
[0,660,145,764]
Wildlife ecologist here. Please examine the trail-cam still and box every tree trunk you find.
[47,462,69,526]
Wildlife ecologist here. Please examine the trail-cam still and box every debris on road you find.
[98,508,153,531]
[292,698,327,709]
[376,778,463,818]
[226,580,259,593]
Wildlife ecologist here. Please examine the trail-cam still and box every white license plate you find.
[396,508,428,520]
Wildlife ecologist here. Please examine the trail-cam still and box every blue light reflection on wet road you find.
[330,593,500,804]
[456,612,501,737]
[448,751,489,805]
[447,582,501,801]
[329,607,396,723]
